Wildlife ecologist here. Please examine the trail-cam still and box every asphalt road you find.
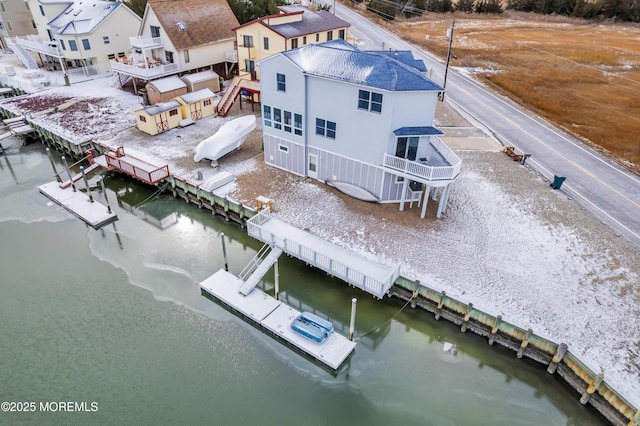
[334,4,640,247]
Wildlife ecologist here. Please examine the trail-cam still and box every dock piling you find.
[61,156,76,192]
[547,343,568,374]
[221,233,228,271]
[80,166,93,203]
[46,148,58,178]
[349,298,357,341]
[274,258,279,300]
[100,176,112,213]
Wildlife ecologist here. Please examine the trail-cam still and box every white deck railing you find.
[226,51,238,63]
[129,36,163,49]
[110,60,179,79]
[383,139,461,182]
[14,36,62,57]
[247,210,400,298]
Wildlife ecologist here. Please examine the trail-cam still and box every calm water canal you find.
[0,141,606,425]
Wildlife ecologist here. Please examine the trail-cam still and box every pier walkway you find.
[246,209,400,299]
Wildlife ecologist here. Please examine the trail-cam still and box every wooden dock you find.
[38,181,117,228]
[200,269,356,371]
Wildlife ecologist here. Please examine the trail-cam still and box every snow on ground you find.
[2,68,639,407]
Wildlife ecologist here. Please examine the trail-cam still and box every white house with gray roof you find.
[259,40,461,218]
[11,0,140,75]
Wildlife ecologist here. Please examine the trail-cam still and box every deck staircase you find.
[5,37,39,70]
[217,76,243,117]
[238,244,283,296]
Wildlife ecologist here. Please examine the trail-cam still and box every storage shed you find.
[135,100,183,135]
[180,70,221,93]
[176,88,217,121]
[146,76,187,105]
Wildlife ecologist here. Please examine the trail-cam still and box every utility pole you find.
[441,19,455,102]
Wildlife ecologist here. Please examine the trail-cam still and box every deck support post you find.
[436,184,451,218]
[420,186,430,218]
[100,176,112,214]
[349,298,357,341]
[547,343,568,374]
[221,233,228,271]
[61,156,76,192]
[80,166,93,202]
[399,178,408,211]
[274,258,279,300]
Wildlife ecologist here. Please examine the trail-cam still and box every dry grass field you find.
[379,12,640,174]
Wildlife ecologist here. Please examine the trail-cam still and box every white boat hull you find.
[331,181,379,202]
[194,115,257,162]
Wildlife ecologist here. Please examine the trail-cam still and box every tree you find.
[125,0,147,17]
[456,0,475,12]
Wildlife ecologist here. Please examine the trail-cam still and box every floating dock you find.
[200,269,356,371]
[38,181,117,228]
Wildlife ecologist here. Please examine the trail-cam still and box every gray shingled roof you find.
[254,5,349,38]
[280,41,443,92]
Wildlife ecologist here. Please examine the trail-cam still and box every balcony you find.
[129,35,163,49]
[383,138,461,183]
[14,35,62,57]
[226,51,238,63]
[110,59,179,80]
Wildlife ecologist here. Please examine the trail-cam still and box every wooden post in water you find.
[349,298,357,341]
[517,328,533,358]
[274,258,279,301]
[100,176,112,213]
[435,291,446,320]
[220,233,228,271]
[547,343,568,374]
[460,302,473,332]
[488,315,502,345]
[580,373,604,405]
[61,156,76,192]
[80,166,93,202]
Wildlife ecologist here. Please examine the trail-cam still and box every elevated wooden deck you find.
[103,146,169,185]
[247,210,400,299]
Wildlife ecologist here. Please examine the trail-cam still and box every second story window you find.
[82,39,90,50]
[243,35,253,47]
[184,49,190,63]
[327,31,333,41]
[358,90,383,113]
[263,105,272,127]
[69,40,78,51]
[103,36,110,45]
[284,111,292,133]
[263,37,269,50]
[151,25,160,38]
[276,73,286,92]
[316,118,336,139]
[59,39,66,50]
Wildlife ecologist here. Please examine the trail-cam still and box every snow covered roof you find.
[393,126,443,136]
[138,100,181,115]
[279,41,443,92]
[148,0,239,50]
[234,5,349,39]
[178,88,215,104]
[48,0,122,35]
[364,50,428,73]
[148,76,186,93]
[181,70,219,84]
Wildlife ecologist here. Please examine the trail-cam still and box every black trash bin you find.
[551,175,566,189]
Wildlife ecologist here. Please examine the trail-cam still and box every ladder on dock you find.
[238,244,283,296]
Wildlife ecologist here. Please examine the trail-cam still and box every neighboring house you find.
[10,0,140,74]
[233,5,350,81]
[111,0,239,92]
[259,40,461,218]
[0,0,37,51]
